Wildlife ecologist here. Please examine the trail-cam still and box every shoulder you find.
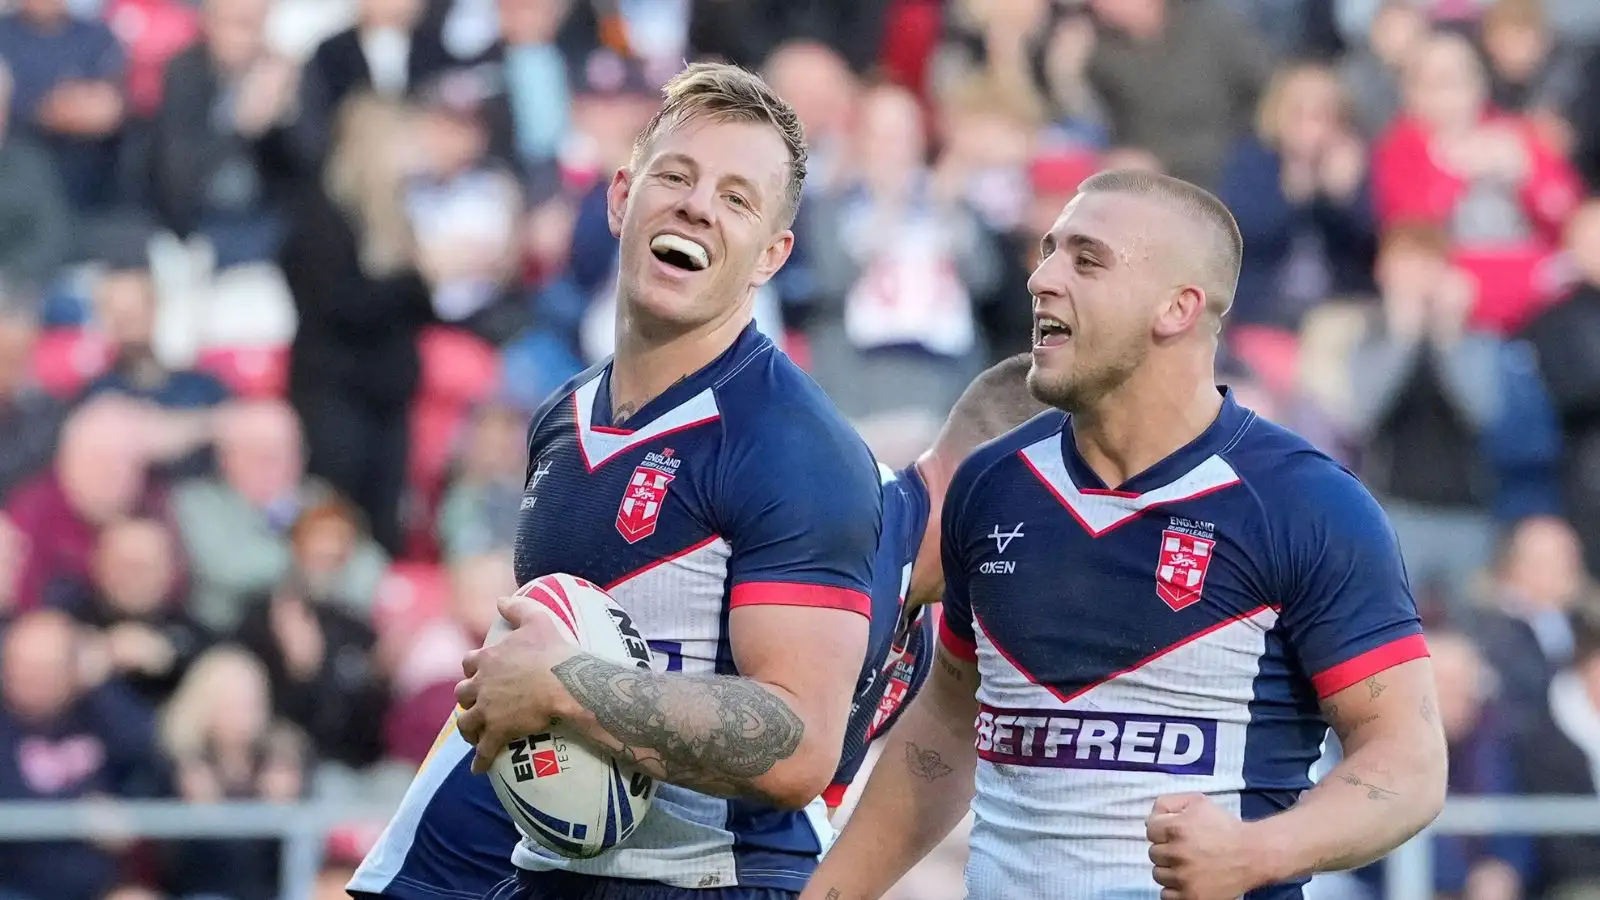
[526,362,604,440]
[947,409,1067,518]
[714,345,877,479]
[1226,416,1388,534]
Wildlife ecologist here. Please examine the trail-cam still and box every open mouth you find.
[1035,315,1072,348]
[650,234,710,273]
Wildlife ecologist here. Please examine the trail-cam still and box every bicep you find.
[1318,657,1440,752]
[730,603,869,744]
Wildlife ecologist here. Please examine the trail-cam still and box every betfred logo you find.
[974,705,1216,775]
[508,733,568,782]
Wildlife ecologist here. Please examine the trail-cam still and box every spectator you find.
[1338,0,1427,140]
[1085,0,1274,188]
[67,517,211,708]
[435,400,526,561]
[149,0,302,268]
[0,293,67,502]
[407,70,528,344]
[1406,631,1535,900]
[488,0,574,174]
[158,646,307,900]
[295,0,453,170]
[172,399,388,633]
[1347,223,1502,606]
[0,62,73,289]
[1473,515,1591,720]
[687,0,888,76]
[761,40,859,200]
[802,81,998,464]
[1514,606,1600,896]
[5,398,167,611]
[0,0,128,211]
[235,498,388,769]
[0,610,167,900]
[281,94,438,554]
[1219,60,1376,331]
[80,264,230,475]
[1479,0,1583,149]
[1373,29,1581,334]
[384,548,508,764]
[927,0,1057,132]
[1521,200,1600,575]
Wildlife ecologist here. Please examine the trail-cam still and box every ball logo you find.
[509,733,568,782]
[607,607,655,671]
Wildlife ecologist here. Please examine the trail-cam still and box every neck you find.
[1071,353,1221,488]
[610,307,750,421]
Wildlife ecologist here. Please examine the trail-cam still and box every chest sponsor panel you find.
[975,704,1216,776]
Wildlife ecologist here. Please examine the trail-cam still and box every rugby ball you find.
[484,573,659,858]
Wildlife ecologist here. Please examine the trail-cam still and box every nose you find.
[674,180,716,227]
[1026,251,1066,304]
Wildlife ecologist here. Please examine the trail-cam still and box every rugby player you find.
[799,170,1448,900]
[347,356,1045,900]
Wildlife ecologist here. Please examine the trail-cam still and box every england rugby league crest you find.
[616,447,682,543]
[1154,523,1216,612]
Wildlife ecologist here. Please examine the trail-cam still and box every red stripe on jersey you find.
[821,781,850,809]
[602,535,723,591]
[1311,633,1430,698]
[938,615,978,663]
[729,582,871,618]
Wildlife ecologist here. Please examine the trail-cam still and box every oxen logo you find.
[1155,529,1215,611]
[616,447,681,543]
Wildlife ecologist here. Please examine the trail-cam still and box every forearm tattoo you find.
[904,742,954,782]
[550,654,805,799]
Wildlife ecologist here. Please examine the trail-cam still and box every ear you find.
[1153,284,1207,340]
[749,229,796,288]
[605,168,631,238]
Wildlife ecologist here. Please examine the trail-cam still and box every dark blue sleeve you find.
[89,23,128,82]
[720,405,881,616]
[936,455,982,662]
[1274,461,1427,698]
[91,683,170,798]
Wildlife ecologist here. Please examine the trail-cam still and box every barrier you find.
[1,795,1597,900]
[0,800,396,900]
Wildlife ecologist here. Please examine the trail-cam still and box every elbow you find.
[761,745,840,811]
[1416,735,1449,826]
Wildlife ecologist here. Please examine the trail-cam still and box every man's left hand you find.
[1146,793,1270,900]
[455,596,579,774]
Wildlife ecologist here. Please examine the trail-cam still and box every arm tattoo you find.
[1323,700,1380,730]
[550,654,804,799]
[1365,676,1386,699]
[937,654,964,682]
[1336,771,1398,801]
[1420,696,1436,724]
[904,741,954,782]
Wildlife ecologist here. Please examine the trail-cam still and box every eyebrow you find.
[1042,231,1116,262]
[653,152,767,210]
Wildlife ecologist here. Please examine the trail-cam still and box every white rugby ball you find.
[484,573,659,858]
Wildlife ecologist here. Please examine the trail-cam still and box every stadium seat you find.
[30,329,112,398]
[1228,325,1301,399]
[418,326,499,407]
[196,345,289,398]
[372,561,451,635]
[409,398,467,497]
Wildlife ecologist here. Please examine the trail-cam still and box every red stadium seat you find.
[196,345,289,398]
[418,326,499,406]
[373,561,451,635]
[30,329,111,398]
[409,398,467,499]
[1228,325,1302,398]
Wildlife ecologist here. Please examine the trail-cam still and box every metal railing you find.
[0,800,397,900]
[0,795,1597,900]
[1383,796,1600,900]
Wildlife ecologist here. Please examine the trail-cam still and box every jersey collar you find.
[1060,387,1252,497]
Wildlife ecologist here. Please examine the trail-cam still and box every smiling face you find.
[607,115,796,335]
[1025,192,1168,412]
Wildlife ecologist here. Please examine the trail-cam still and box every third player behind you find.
[800,170,1448,900]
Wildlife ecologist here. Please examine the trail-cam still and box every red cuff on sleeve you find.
[1311,633,1430,698]
[729,582,871,619]
[938,615,978,663]
[821,782,850,810]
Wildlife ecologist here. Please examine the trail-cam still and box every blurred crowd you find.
[4,0,1600,898]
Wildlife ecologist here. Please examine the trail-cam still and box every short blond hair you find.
[631,62,808,226]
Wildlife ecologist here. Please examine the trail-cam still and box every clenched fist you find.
[1145,793,1271,900]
